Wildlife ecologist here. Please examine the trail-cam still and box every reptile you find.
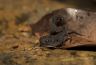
[32,8,96,49]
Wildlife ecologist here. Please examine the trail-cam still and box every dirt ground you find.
[0,0,96,65]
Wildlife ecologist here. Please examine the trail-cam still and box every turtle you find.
[31,8,96,49]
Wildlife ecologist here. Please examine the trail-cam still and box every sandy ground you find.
[0,0,96,65]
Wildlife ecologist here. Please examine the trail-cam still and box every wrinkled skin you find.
[40,31,68,47]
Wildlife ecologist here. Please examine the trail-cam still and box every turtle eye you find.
[52,15,65,26]
[56,17,63,26]
[55,16,65,26]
